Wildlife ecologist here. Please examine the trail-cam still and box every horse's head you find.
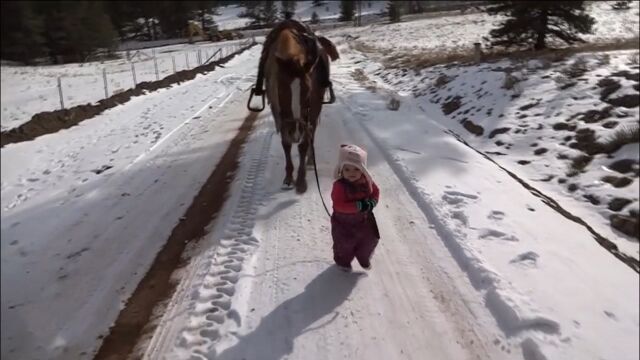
[266,21,339,144]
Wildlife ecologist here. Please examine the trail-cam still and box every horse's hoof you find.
[281,182,294,191]
[295,180,308,194]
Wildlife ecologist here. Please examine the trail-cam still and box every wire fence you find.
[54,41,251,110]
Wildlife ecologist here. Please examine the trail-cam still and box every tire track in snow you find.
[143,124,274,360]
[95,111,262,360]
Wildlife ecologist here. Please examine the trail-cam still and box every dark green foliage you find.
[387,1,402,22]
[340,0,355,21]
[486,1,595,50]
[1,1,47,64]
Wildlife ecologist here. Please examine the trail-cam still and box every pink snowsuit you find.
[331,177,380,269]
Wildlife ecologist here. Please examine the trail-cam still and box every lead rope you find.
[303,115,331,219]
[312,139,331,218]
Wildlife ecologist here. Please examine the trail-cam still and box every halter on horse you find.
[248,20,339,193]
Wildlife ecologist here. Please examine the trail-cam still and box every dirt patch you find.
[610,70,640,82]
[534,148,548,155]
[441,95,462,115]
[583,194,601,205]
[461,119,484,136]
[610,213,640,240]
[94,111,259,360]
[553,122,577,131]
[608,197,632,212]
[489,127,511,139]
[602,175,633,188]
[579,106,613,123]
[517,160,531,165]
[609,158,640,176]
[604,94,640,108]
[597,78,622,100]
[1,43,256,148]
[603,120,619,129]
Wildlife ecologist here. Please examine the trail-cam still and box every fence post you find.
[131,62,137,87]
[185,52,189,69]
[57,77,64,109]
[198,49,202,65]
[103,68,108,98]
[154,57,159,80]
[172,56,176,73]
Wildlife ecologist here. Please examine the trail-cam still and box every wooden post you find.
[57,77,64,109]
[103,68,108,98]
[131,62,137,86]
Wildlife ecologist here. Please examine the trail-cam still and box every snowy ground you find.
[0,40,248,131]
[328,1,639,55]
[140,42,639,360]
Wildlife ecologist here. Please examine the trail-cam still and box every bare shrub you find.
[502,72,521,90]
[434,74,454,88]
[596,53,611,66]
[600,124,640,153]
[561,56,590,78]
[628,52,640,66]
[387,97,401,111]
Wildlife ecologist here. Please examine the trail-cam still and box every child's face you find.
[342,164,363,182]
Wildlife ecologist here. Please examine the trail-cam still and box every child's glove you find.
[356,199,377,212]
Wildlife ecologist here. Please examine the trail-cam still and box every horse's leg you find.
[295,136,309,193]
[282,139,294,190]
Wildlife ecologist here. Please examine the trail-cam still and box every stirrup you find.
[322,82,336,104]
[247,87,265,112]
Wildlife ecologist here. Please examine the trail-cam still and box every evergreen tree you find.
[387,1,402,22]
[157,1,195,38]
[281,0,296,20]
[263,1,279,24]
[1,1,47,64]
[339,0,355,21]
[36,1,117,63]
[486,1,595,50]
[191,1,218,33]
[311,11,320,24]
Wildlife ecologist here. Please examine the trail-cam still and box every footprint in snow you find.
[479,228,519,242]
[509,251,539,267]
[488,210,506,221]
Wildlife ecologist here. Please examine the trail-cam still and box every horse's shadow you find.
[214,266,362,360]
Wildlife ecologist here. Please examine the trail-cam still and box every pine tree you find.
[281,0,297,20]
[486,1,595,50]
[263,1,279,24]
[157,1,195,38]
[311,11,320,24]
[340,0,355,21]
[192,1,218,33]
[387,1,402,22]
[1,1,47,64]
[35,1,117,63]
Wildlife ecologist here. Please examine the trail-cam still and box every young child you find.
[331,144,380,272]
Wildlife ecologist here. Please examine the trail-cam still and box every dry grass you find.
[601,124,640,153]
[561,56,590,79]
[628,52,640,66]
[379,37,640,70]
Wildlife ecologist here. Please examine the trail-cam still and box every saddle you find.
[249,20,333,110]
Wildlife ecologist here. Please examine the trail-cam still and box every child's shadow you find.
[214,266,363,360]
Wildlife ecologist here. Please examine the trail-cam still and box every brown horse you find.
[249,20,339,193]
